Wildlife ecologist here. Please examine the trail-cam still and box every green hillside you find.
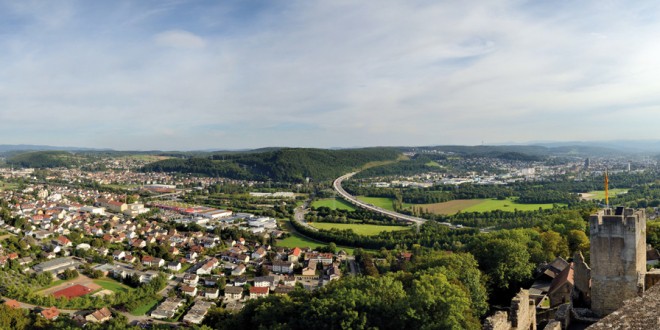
[6,151,89,168]
[141,147,401,182]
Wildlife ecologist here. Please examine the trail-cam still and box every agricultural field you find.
[581,189,628,200]
[311,198,357,211]
[404,198,561,215]
[308,222,410,236]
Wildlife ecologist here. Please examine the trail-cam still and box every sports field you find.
[308,222,410,235]
[312,198,357,211]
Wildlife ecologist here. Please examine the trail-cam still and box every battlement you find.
[589,207,645,233]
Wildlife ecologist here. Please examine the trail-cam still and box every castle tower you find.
[589,207,646,316]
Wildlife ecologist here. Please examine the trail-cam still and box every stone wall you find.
[589,208,646,316]
[572,251,591,307]
[483,290,536,330]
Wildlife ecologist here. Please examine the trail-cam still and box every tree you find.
[469,237,535,290]
[0,304,31,330]
[567,230,590,255]
[407,273,480,330]
[62,269,79,280]
[540,230,569,261]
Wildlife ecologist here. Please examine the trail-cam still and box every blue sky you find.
[1,0,660,150]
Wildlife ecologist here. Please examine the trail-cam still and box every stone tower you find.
[589,207,646,316]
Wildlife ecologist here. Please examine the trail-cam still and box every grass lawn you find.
[312,198,357,211]
[583,189,628,200]
[93,278,132,293]
[356,196,396,211]
[130,297,161,316]
[308,222,410,236]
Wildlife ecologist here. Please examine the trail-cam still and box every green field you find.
[312,198,357,211]
[93,278,132,293]
[277,220,355,254]
[461,198,561,213]
[356,196,397,211]
[309,222,410,235]
[583,189,628,200]
[130,297,161,316]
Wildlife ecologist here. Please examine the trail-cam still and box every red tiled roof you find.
[4,299,20,308]
[41,306,59,320]
[250,286,269,294]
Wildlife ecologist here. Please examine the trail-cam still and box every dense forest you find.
[141,147,401,182]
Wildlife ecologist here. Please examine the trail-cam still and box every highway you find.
[333,172,459,228]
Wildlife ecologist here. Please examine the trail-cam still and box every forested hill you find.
[5,151,89,168]
[140,147,401,182]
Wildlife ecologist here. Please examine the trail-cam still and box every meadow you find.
[311,198,357,211]
[582,189,628,200]
[308,222,410,236]
[356,196,562,215]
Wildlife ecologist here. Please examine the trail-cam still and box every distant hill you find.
[405,144,623,157]
[141,147,401,182]
[5,151,91,169]
[0,144,105,153]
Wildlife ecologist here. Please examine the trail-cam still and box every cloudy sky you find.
[1,0,660,150]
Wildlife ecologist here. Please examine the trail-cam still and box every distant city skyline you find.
[2,1,660,150]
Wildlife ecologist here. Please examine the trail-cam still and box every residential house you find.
[85,307,112,323]
[302,260,318,276]
[182,300,213,324]
[252,247,267,260]
[224,286,243,300]
[183,274,199,286]
[272,261,295,274]
[204,288,219,299]
[253,276,275,288]
[181,285,198,297]
[142,256,164,268]
[249,286,269,299]
[112,251,126,260]
[40,306,60,320]
[151,297,185,319]
[231,264,246,276]
[4,299,20,309]
[288,247,302,263]
[168,261,182,272]
[55,236,72,247]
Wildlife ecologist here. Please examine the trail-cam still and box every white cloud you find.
[154,29,206,49]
